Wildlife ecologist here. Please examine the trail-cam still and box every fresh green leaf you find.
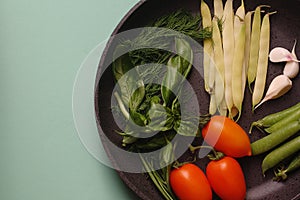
[174,116,199,137]
[129,109,147,126]
[147,103,174,132]
[129,83,145,112]
[117,71,145,110]
[174,38,193,78]
[121,135,139,147]
[160,142,175,169]
[113,92,130,120]
[139,155,176,200]
[162,56,182,107]
[125,10,212,67]
[161,38,193,107]
[132,132,176,152]
[137,84,161,113]
[112,45,133,82]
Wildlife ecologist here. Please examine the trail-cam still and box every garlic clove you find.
[254,74,292,110]
[283,40,299,79]
[269,47,299,63]
[291,39,297,59]
[265,74,292,99]
[283,61,299,78]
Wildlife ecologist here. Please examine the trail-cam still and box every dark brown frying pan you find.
[95,0,300,199]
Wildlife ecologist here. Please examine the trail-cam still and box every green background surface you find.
[0,0,140,199]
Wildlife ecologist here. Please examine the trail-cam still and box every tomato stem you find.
[208,150,224,161]
[172,156,197,169]
[172,160,181,169]
[189,145,214,153]
[249,121,265,134]
[189,145,225,160]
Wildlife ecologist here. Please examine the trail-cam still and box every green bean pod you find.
[265,108,300,133]
[274,151,300,181]
[262,136,300,175]
[250,102,300,131]
[251,119,300,155]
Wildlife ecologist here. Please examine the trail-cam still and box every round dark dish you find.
[94,0,300,199]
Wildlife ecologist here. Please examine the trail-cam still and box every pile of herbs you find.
[111,10,212,200]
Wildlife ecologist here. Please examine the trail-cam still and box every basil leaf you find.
[161,38,193,107]
[147,103,174,132]
[116,71,145,111]
[129,81,145,111]
[161,56,182,107]
[159,142,174,169]
[129,109,147,126]
[112,44,146,118]
[137,84,161,113]
[174,116,199,137]
[199,114,211,129]
[175,38,193,78]
[112,44,133,82]
[121,135,139,147]
[133,132,176,151]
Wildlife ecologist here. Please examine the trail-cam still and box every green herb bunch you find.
[110,10,212,200]
[124,10,212,66]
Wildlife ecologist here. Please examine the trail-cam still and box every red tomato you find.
[170,163,212,200]
[206,156,246,200]
[202,115,251,157]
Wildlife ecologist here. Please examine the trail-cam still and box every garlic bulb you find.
[254,75,292,110]
[283,40,299,78]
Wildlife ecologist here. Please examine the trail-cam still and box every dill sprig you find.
[150,10,211,42]
[120,10,212,66]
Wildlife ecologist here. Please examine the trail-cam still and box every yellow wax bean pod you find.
[242,11,253,96]
[234,0,245,42]
[207,50,216,114]
[232,0,245,118]
[248,6,262,91]
[201,0,212,30]
[222,0,234,116]
[214,0,224,19]
[209,51,217,115]
[212,18,225,106]
[204,42,214,93]
[201,0,213,93]
[214,65,225,113]
[252,12,275,110]
[209,93,217,115]
[212,18,225,79]
[232,23,246,121]
[208,51,216,93]
[218,97,228,116]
